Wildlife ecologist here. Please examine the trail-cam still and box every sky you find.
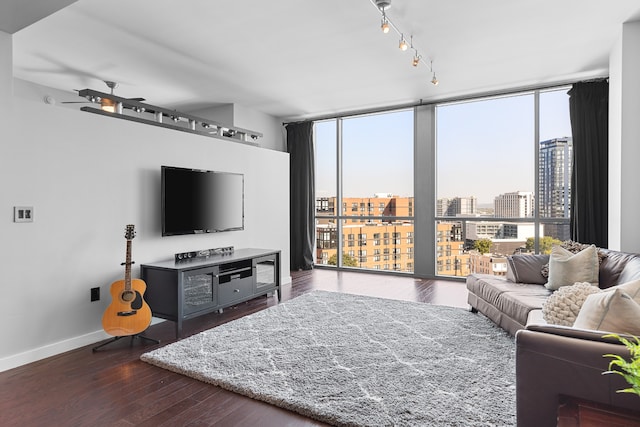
[315,88,572,205]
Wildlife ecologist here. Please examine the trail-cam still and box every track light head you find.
[381,17,390,33]
[431,73,439,86]
[399,35,408,51]
[412,55,420,67]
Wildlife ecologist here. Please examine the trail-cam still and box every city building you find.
[539,137,572,217]
[437,196,477,216]
[539,137,573,241]
[316,198,471,275]
[469,252,508,276]
[494,191,534,218]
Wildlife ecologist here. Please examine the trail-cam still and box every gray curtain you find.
[286,122,315,270]
[568,79,608,247]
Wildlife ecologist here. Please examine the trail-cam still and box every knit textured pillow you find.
[542,282,601,326]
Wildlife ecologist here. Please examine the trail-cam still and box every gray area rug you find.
[141,291,516,426]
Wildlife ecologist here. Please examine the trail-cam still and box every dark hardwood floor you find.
[0,269,468,427]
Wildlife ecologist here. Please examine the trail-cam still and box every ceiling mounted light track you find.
[370,0,439,86]
[72,87,263,145]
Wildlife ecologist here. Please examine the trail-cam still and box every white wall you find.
[609,20,640,252]
[0,64,290,371]
[0,31,11,115]
[190,103,286,152]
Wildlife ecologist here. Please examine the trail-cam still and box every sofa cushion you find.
[545,245,599,290]
[597,249,640,289]
[467,274,549,306]
[495,291,551,327]
[574,288,640,335]
[506,254,549,284]
[541,282,601,326]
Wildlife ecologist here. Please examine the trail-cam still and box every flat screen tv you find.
[162,166,244,236]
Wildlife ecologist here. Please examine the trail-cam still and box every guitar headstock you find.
[125,224,136,240]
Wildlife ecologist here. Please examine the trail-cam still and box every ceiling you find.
[7,0,640,121]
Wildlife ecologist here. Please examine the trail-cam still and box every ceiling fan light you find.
[101,98,116,113]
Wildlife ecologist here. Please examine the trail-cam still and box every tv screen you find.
[162,166,244,236]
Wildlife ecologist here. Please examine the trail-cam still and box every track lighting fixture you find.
[430,61,439,85]
[371,0,439,86]
[399,34,408,51]
[74,87,262,144]
[381,12,390,33]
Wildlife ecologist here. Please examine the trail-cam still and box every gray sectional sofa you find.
[466,247,640,426]
[466,247,640,335]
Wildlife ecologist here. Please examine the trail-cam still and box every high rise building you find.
[539,137,572,218]
[539,137,572,241]
[494,191,534,218]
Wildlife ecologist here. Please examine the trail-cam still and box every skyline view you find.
[316,88,572,205]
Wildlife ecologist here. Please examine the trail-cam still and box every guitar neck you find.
[124,239,132,291]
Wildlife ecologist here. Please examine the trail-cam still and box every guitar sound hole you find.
[121,290,143,309]
[121,290,136,302]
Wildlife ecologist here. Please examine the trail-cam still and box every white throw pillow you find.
[573,288,640,335]
[614,279,640,302]
[545,245,599,291]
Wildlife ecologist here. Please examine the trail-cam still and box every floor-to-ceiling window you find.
[314,87,572,278]
[315,110,415,272]
[435,88,572,277]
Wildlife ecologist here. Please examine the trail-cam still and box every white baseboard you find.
[1,278,292,373]
[0,329,110,373]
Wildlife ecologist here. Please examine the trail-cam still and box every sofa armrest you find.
[515,327,635,427]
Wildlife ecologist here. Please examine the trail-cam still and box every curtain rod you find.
[282,76,608,125]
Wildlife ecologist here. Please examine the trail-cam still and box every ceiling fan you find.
[63,80,145,112]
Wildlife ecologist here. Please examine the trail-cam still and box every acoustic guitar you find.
[102,224,152,336]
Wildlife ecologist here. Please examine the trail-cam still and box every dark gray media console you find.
[141,248,281,338]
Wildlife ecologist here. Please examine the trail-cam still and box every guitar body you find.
[102,278,152,336]
[101,225,152,337]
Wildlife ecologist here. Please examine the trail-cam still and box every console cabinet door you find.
[254,254,277,293]
[182,267,218,315]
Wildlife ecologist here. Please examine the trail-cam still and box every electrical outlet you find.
[13,206,34,223]
[90,287,100,302]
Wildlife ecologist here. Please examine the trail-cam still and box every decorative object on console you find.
[175,246,235,262]
[67,84,262,145]
[542,282,601,326]
[545,244,599,290]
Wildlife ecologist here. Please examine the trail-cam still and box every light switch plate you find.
[14,206,34,223]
